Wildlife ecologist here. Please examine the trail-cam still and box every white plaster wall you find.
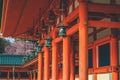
[116,0,120,5]
[68,4,73,14]
[119,72,120,79]
[88,35,94,43]
[118,40,120,65]
[97,73,112,80]
[89,0,110,4]
[57,17,60,24]
[88,28,94,34]
[75,78,79,80]
[89,74,94,80]
[96,28,111,40]
[74,0,79,8]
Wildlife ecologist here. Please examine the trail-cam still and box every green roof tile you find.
[0,54,24,66]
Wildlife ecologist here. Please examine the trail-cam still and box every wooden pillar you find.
[33,71,36,80]
[7,71,10,80]
[52,41,58,80]
[63,37,70,80]
[29,72,32,80]
[44,47,49,80]
[18,72,20,80]
[111,36,118,80]
[38,53,43,80]
[79,1,88,80]
[70,41,75,80]
[93,45,97,80]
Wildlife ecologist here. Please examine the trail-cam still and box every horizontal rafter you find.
[88,20,120,28]
[88,3,120,14]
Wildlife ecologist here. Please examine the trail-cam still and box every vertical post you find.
[79,1,88,80]
[12,66,15,80]
[93,44,97,80]
[38,53,43,80]
[70,41,75,80]
[7,71,10,80]
[111,36,118,80]
[52,41,58,80]
[18,72,20,80]
[29,72,32,80]
[33,71,36,80]
[63,37,70,80]
[44,47,49,80]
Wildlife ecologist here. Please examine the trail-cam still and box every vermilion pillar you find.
[111,36,118,80]
[29,72,32,80]
[7,71,10,80]
[33,71,36,80]
[38,53,43,80]
[70,42,75,80]
[44,47,49,80]
[93,45,97,80]
[18,72,20,80]
[63,37,70,80]
[52,41,58,80]
[79,1,88,80]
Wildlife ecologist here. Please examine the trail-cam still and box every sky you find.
[5,37,15,43]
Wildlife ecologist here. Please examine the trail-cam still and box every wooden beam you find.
[0,69,28,72]
[88,20,120,28]
[67,23,79,36]
[88,3,120,14]
[23,57,38,68]
[64,7,79,24]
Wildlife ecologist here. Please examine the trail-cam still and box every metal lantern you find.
[37,45,43,53]
[49,10,56,24]
[58,25,67,37]
[45,37,52,47]
[60,0,67,12]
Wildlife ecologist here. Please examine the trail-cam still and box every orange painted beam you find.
[38,53,43,80]
[23,57,38,68]
[88,69,94,74]
[88,3,120,14]
[64,7,79,23]
[0,66,21,68]
[54,37,62,43]
[0,0,9,33]
[93,66,112,73]
[79,2,88,80]
[88,20,120,28]
[63,37,70,80]
[52,41,58,80]
[44,47,50,80]
[94,35,111,45]
[67,23,79,36]
[0,69,28,72]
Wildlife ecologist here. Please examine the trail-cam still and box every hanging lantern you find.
[41,20,46,31]
[45,37,52,47]
[49,10,56,24]
[36,45,43,53]
[60,0,67,12]
[58,25,67,37]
